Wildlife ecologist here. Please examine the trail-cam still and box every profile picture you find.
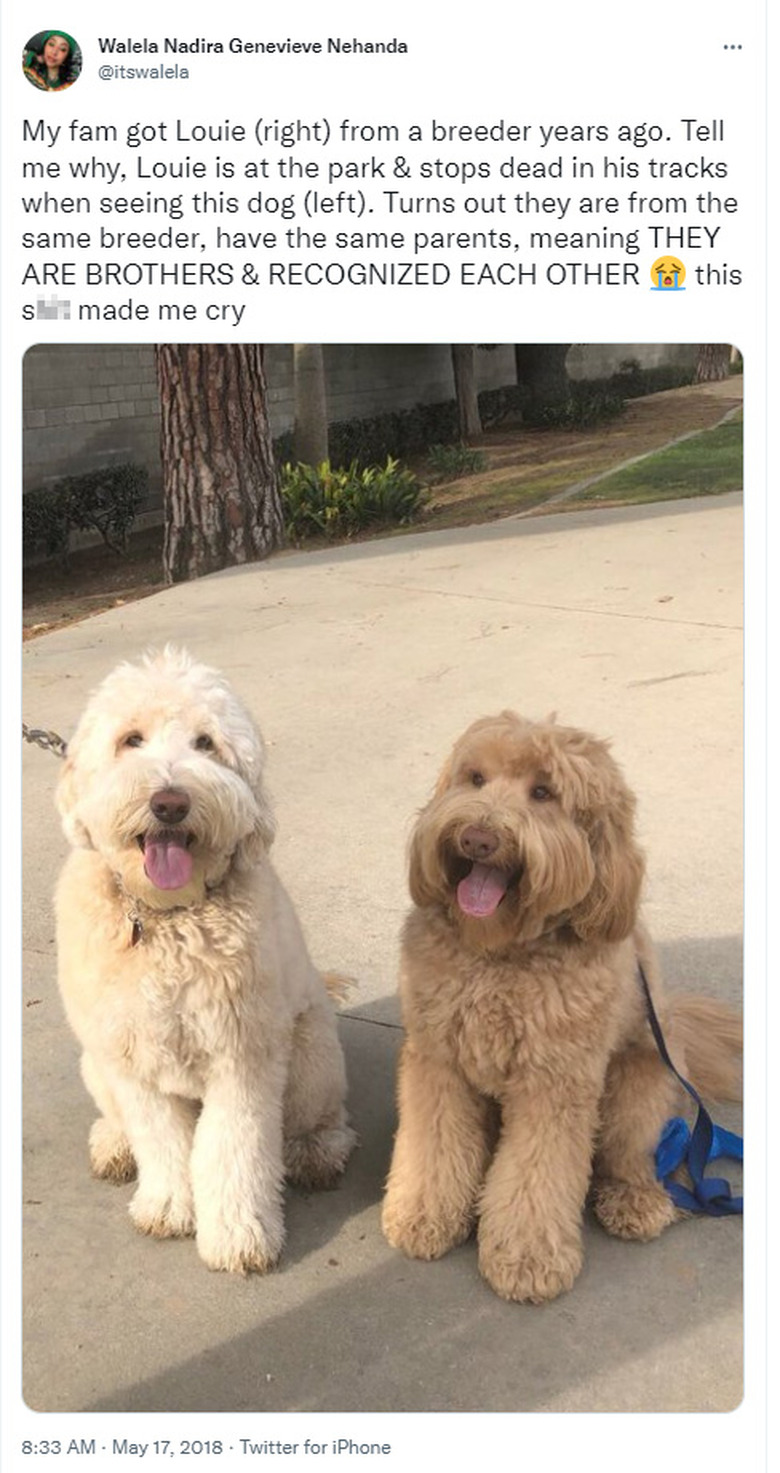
[22,29,81,91]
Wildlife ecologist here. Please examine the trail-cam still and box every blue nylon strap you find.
[655,1117,743,1215]
[637,964,743,1217]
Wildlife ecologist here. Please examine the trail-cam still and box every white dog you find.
[55,647,356,1273]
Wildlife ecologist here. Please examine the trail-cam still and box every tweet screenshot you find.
[2,0,770,1467]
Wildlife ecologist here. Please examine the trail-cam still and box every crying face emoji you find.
[651,256,686,290]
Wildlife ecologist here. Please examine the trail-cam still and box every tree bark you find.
[293,344,329,465]
[514,344,571,413]
[156,344,284,585]
[451,345,483,442]
[694,344,732,383]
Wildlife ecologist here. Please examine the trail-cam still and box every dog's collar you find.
[119,892,190,945]
[118,891,154,947]
[115,872,224,946]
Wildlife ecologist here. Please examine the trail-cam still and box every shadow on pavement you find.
[24,936,742,1415]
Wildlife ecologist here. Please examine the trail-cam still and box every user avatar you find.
[22,29,81,91]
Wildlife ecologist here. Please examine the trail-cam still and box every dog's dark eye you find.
[121,732,144,749]
[470,771,486,788]
[193,734,215,752]
[531,784,553,801]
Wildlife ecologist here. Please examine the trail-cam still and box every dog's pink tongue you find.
[457,863,510,917]
[143,837,193,891]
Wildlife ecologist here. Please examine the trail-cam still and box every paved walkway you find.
[22,493,743,1414]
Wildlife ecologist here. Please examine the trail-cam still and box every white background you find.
[2,3,772,1469]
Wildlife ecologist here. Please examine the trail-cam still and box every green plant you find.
[274,401,462,473]
[602,363,696,399]
[477,384,526,428]
[23,463,147,566]
[280,458,425,543]
[426,443,487,483]
[62,463,146,553]
[526,391,627,430]
[22,487,71,562]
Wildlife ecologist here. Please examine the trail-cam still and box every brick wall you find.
[266,344,520,427]
[567,343,697,379]
[23,344,698,507]
[23,345,162,508]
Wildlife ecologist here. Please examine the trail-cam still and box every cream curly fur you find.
[55,647,355,1274]
[381,712,741,1303]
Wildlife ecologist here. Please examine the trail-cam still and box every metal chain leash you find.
[22,724,68,759]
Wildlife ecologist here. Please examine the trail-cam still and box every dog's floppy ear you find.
[405,744,455,905]
[432,752,456,799]
[55,750,93,849]
[218,696,278,870]
[409,754,457,906]
[570,809,644,941]
[233,789,277,871]
[566,742,645,942]
[408,816,443,909]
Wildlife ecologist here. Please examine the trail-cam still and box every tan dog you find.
[381,712,741,1302]
[55,648,355,1274]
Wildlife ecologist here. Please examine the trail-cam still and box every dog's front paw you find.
[89,1118,137,1183]
[285,1123,358,1191]
[478,1233,583,1303]
[592,1180,678,1240]
[129,1186,195,1239]
[196,1216,284,1275]
[381,1199,473,1260]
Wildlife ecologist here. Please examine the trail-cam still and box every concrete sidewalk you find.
[22,493,743,1413]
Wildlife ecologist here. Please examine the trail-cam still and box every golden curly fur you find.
[381,712,741,1303]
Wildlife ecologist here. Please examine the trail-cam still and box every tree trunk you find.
[514,344,571,414]
[156,344,284,585]
[293,343,329,465]
[694,344,732,383]
[451,345,483,442]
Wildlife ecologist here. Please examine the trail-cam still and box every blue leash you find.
[638,963,743,1216]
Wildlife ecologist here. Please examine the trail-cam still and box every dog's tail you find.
[321,971,356,1006]
[668,994,743,1102]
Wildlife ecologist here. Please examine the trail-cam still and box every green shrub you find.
[274,402,461,472]
[22,487,71,562]
[426,443,487,483]
[23,463,147,565]
[525,391,627,430]
[477,384,526,427]
[598,363,696,399]
[280,458,426,543]
[63,463,146,552]
[328,403,459,465]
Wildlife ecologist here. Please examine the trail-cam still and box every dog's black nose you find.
[150,788,191,825]
[460,825,500,861]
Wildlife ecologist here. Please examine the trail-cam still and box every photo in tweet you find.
[22,340,743,1415]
